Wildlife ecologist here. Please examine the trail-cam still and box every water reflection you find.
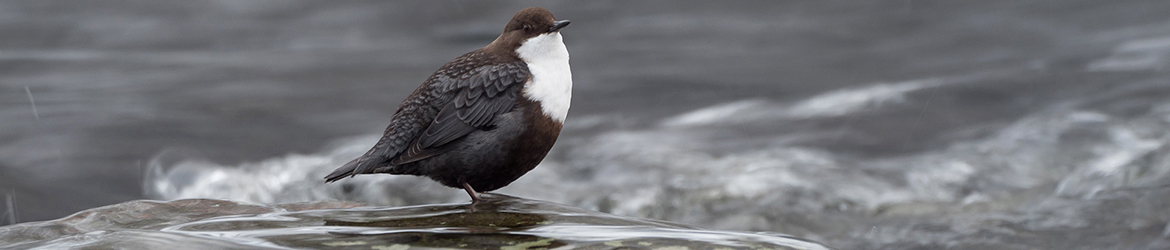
[0,194,831,249]
[4,1,1170,249]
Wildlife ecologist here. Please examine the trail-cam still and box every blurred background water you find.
[3,0,1170,249]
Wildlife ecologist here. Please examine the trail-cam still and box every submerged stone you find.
[0,194,832,250]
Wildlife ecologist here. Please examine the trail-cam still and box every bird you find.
[324,7,571,202]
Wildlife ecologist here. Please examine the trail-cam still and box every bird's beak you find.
[550,20,570,32]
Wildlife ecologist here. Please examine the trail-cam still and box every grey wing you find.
[389,63,530,165]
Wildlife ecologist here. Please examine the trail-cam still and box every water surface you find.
[0,194,829,249]
[3,1,1170,249]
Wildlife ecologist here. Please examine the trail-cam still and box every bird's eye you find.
[522,25,532,32]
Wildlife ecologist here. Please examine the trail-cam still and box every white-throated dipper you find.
[324,7,571,202]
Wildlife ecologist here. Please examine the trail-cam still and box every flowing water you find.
[3,1,1170,249]
[0,194,829,249]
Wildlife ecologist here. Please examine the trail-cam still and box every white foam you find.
[144,97,1170,233]
[661,79,945,127]
[659,99,768,127]
[1086,36,1170,72]
[146,152,339,204]
[144,136,465,205]
[785,79,944,118]
[1089,128,1162,174]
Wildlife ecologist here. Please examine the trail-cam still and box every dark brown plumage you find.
[324,7,571,202]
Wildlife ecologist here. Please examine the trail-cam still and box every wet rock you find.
[0,194,832,250]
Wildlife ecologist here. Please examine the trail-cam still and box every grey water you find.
[0,194,829,249]
[2,0,1170,249]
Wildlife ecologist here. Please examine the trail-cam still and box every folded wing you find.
[391,63,529,165]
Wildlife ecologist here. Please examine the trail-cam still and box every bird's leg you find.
[461,181,481,203]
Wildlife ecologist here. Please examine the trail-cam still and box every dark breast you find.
[407,95,562,192]
[510,98,562,173]
[465,97,562,192]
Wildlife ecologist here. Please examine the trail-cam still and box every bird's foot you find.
[461,181,481,203]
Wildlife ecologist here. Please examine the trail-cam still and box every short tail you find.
[324,155,389,183]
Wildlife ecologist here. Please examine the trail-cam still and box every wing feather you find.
[324,52,530,181]
[389,62,529,165]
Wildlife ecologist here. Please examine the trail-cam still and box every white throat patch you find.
[516,32,572,122]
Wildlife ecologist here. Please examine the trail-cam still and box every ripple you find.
[0,194,832,250]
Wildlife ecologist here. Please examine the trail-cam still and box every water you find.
[3,0,1170,249]
[0,194,829,249]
